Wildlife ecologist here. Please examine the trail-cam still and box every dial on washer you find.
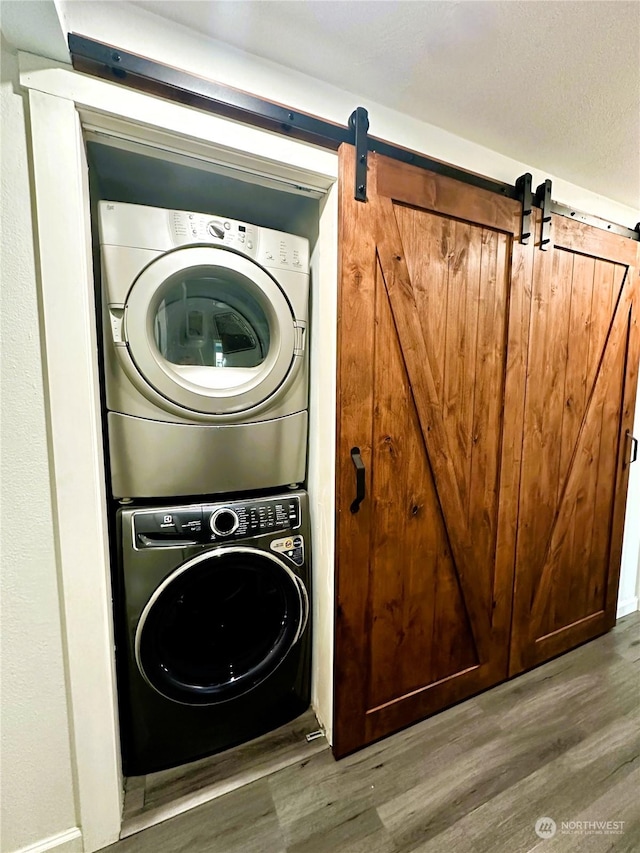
[210,508,239,536]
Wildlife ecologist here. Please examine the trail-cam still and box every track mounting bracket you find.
[536,179,553,251]
[516,173,533,244]
[350,107,369,202]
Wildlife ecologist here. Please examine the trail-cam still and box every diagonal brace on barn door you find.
[371,194,493,661]
[528,271,634,633]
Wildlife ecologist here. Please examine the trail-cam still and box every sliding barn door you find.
[333,148,534,756]
[509,217,640,674]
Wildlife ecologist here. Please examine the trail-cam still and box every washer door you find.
[135,547,309,705]
[124,247,297,415]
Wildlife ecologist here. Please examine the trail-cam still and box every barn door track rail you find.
[68,34,639,243]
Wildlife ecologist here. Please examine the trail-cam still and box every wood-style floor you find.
[121,709,327,836]
[102,613,640,853]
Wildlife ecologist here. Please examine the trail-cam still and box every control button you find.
[207,222,225,238]
[224,221,231,230]
[247,241,253,249]
[210,508,240,536]
[266,252,273,259]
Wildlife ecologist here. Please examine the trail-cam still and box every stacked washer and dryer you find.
[98,201,312,774]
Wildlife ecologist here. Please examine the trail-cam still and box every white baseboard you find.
[617,596,639,619]
[12,828,82,853]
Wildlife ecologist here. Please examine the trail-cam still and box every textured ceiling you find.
[128,0,640,209]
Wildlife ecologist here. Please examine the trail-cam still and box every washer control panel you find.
[133,496,301,548]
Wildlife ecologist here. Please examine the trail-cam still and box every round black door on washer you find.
[135,547,309,705]
[123,247,299,416]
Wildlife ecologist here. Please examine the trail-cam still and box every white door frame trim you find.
[20,51,338,852]
[26,86,123,853]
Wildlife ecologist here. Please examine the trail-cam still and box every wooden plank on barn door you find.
[509,216,640,676]
[333,146,534,757]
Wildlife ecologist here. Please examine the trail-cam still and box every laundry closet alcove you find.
[19,44,640,853]
[20,51,338,852]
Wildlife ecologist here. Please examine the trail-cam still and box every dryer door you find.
[135,547,309,705]
[123,247,300,415]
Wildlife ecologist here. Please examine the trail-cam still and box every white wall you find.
[0,39,80,853]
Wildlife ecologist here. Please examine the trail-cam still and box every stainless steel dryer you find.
[98,201,310,498]
[115,490,311,774]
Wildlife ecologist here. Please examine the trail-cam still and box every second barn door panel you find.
[510,217,640,674]
[333,148,534,756]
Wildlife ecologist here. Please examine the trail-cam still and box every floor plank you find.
[121,708,326,836]
[102,613,640,853]
[395,714,639,853]
[114,779,284,853]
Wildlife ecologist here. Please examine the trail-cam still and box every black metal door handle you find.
[350,447,365,513]
[627,431,638,466]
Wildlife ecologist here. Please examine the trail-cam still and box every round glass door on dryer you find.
[99,201,310,499]
[124,247,302,416]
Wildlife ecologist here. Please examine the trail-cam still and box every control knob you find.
[207,221,225,238]
[210,508,239,536]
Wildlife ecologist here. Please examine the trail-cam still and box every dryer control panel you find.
[169,209,310,274]
[99,201,310,275]
[132,495,301,548]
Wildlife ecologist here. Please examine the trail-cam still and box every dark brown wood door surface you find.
[333,148,534,756]
[509,216,640,674]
